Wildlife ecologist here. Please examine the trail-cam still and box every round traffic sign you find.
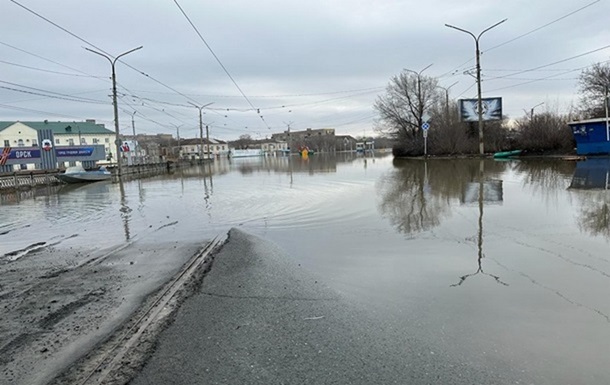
[422,122,430,130]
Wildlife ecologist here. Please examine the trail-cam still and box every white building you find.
[0,120,115,169]
[180,138,229,159]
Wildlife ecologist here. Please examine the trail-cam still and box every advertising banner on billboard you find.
[459,97,503,122]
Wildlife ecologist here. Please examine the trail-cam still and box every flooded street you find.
[2,154,610,384]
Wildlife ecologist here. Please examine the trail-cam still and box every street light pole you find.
[404,64,433,130]
[437,81,459,121]
[188,102,214,160]
[171,124,183,159]
[530,102,544,121]
[85,46,143,176]
[131,111,138,164]
[445,19,507,155]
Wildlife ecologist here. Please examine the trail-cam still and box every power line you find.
[0,40,105,81]
[8,0,207,110]
[486,0,601,52]
[0,59,103,78]
[0,79,109,104]
[485,59,610,93]
[487,44,610,81]
[0,85,107,104]
[438,1,601,79]
[0,103,105,121]
[172,0,271,129]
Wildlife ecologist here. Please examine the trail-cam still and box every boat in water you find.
[493,150,522,159]
[55,165,111,184]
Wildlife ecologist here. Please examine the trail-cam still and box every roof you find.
[0,120,114,135]
[567,118,610,125]
[180,138,227,145]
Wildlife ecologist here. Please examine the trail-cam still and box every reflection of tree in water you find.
[377,159,506,234]
[514,160,576,199]
[576,192,610,239]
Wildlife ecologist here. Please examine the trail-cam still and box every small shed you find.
[568,118,610,155]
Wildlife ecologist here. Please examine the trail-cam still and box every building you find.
[227,138,288,156]
[180,138,229,159]
[569,118,610,155]
[271,128,336,152]
[335,135,357,152]
[0,120,115,170]
[260,140,288,155]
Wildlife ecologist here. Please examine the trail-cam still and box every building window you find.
[32,139,38,147]
[222,145,225,150]
[80,137,86,144]
[93,138,99,144]
[216,146,219,151]
[68,139,74,146]
[17,139,24,147]
[3,140,9,147]
[56,139,60,144]
[105,138,110,143]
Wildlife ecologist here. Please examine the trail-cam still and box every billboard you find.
[459,97,503,122]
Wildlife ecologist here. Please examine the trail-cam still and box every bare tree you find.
[374,70,440,142]
[514,111,573,153]
[578,62,610,119]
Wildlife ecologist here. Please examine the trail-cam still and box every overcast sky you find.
[1,0,609,140]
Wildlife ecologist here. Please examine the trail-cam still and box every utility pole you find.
[170,124,183,159]
[188,102,214,160]
[131,111,138,164]
[404,64,433,130]
[530,102,544,121]
[604,85,610,142]
[206,125,210,159]
[283,121,293,154]
[437,81,459,122]
[85,46,143,177]
[446,19,507,155]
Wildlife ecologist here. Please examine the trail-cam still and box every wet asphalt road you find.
[131,228,523,385]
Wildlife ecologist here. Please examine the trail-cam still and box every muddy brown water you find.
[1,153,609,384]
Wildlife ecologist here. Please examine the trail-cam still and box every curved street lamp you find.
[437,81,459,120]
[445,19,507,155]
[85,46,143,176]
[188,102,214,160]
[404,64,433,130]
[530,102,544,120]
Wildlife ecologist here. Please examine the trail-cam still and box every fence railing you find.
[0,160,202,191]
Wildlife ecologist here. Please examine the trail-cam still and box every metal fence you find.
[0,171,59,191]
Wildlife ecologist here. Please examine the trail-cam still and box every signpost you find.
[422,121,430,156]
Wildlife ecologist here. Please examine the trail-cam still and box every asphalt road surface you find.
[131,228,523,385]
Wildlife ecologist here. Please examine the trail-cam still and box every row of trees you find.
[374,63,610,156]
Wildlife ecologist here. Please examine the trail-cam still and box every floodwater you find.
[2,153,610,384]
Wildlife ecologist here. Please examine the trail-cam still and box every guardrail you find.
[0,160,208,192]
[0,170,59,191]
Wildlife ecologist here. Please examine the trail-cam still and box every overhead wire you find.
[0,40,106,81]
[8,0,208,114]
[0,79,109,104]
[486,0,601,52]
[0,59,104,78]
[172,0,271,129]
[485,44,610,81]
[438,0,601,79]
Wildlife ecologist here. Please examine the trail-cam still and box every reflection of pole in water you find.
[452,160,507,287]
[478,160,484,262]
[118,179,131,242]
[208,162,214,192]
[289,153,294,188]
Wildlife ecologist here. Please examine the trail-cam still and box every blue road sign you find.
[422,122,430,130]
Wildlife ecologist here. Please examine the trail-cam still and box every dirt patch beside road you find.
[0,235,206,385]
